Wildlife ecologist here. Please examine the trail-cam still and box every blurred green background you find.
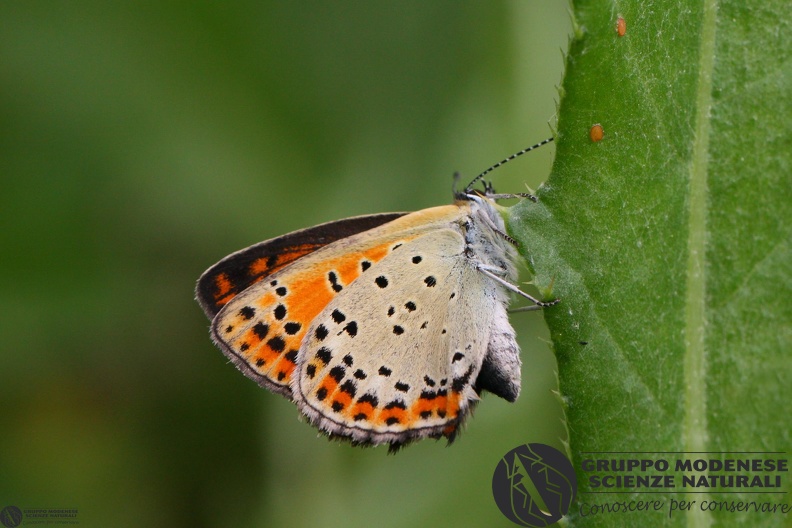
[0,2,571,527]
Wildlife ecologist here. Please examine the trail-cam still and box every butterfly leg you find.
[476,212,519,247]
[508,304,543,313]
[476,265,559,308]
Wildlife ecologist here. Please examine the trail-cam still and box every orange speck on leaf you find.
[616,16,627,37]
[590,123,605,142]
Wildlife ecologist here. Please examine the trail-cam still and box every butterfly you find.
[195,138,558,451]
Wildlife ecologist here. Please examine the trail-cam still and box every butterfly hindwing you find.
[293,228,503,447]
[196,213,407,318]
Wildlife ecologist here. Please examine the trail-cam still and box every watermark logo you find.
[0,506,79,526]
[0,507,22,528]
[492,443,577,527]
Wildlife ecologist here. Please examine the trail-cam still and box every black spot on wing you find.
[315,324,328,341]
[420,389,437,400]
[341,321,358,337]
[327,271,343,292]
[253,322,269,339]
[316,347,332,365]
[284,322,301,335]
[384,399,406,410]
[331,309,346,324]
[394,381,409,392]
[329,366,346,382]
[357,393,379,408]
[267,336,285,352]
[339,379,357,397]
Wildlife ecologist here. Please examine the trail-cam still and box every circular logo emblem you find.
[0,506,22,528]
[492,443,577,527]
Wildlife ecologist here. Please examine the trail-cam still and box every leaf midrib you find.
[683,0,718,526]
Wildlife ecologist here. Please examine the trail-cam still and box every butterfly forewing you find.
[208,207,463,398]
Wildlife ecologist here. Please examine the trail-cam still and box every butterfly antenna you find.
[464,137,554,193]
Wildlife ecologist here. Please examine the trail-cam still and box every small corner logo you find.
[0,506,22,528]
[492,443,577,527]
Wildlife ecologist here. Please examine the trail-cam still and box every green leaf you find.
[508,0,791,526]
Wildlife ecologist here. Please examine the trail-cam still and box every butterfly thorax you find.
[459,195,519,285]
